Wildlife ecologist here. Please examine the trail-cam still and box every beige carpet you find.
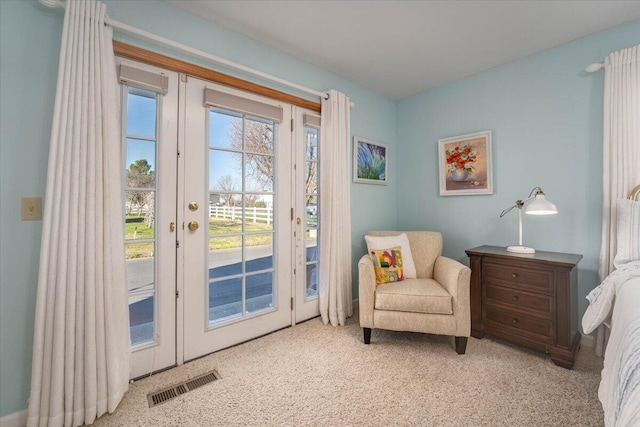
[94,313,604,426]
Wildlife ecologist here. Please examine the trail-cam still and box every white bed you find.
[582,187,640,427]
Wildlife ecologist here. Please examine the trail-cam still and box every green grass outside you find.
[125,242,154,259]
[125,216,153,259]
[125,216,154,240]
[208,217,272,235]
[209,218,272,249]
[124,216,317,259]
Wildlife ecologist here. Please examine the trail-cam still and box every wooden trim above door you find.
[113,41,321,113]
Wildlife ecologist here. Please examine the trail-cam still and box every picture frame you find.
[353,136,387,185]
[438,130,493,196]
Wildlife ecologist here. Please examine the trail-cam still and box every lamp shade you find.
[525,194,558,215]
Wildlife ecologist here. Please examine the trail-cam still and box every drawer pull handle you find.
[512,273,518,279]
[512,318,518,324]
[512,296,519,302]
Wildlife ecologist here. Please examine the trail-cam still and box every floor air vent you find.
[147,370,221,408]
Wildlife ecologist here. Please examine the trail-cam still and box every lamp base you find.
[507,245,536,254]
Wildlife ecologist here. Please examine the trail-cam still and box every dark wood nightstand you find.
[465,245,582,369]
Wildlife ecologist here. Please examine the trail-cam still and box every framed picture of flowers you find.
[438,130,493,196]
[353,136,387,185]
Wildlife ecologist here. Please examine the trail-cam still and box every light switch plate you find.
[21,197,42,221]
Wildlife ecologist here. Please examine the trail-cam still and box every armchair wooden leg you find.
[455,337,468,354]
[363,328,372,344]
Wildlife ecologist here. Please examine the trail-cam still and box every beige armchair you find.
[358,231,472,354]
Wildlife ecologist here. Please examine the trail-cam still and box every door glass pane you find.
[209,277,242,323]
[209,110,242,149]
[126,139,156,188]
[305,161,317,195]
[129,294,154,345]
[305,195,318,228]
[244,118,274,154]
[209,236,242,278]
[306,127,318,160]
[209,150,241,192]
[246,233,273,273]
[243,195,274,231]
[305,264,318,298]
[245,154,274,192]
[246,272,273,314]
[125,191,155,237]
[125,241,155,261]
[126,241,155,345]
[207,108,277,325]
[209,193,242,235]
[126,88,156,138]
[305,229,318,263]
[123,85,158,347]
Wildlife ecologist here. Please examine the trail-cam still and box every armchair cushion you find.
[374,279,453,315]
[365,233,417,278]
[370,247,405,284]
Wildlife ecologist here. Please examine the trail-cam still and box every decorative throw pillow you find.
[370,247,404,285]
[613,198,640,268]
[365,233,417,278]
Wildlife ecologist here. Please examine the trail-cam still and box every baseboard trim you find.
[581,334,594,348]
[0,409,27,427]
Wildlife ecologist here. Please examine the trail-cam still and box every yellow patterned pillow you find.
[370,247,404,285]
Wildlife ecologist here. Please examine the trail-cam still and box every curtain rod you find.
[39,0,355,107]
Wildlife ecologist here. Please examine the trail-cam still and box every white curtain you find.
[595,44,640,356]
[319,90,353,326]
[28,1,130,426]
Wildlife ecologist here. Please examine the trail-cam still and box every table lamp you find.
[500,186,558,253]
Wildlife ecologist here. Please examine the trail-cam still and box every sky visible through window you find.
[208,112,236,190]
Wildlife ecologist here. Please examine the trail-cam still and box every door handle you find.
[188,202,199,211]
[188,221,199,231]
[169,222,176,232]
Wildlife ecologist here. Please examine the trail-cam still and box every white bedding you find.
[582,261,640,427]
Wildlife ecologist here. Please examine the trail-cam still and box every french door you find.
[119,59,321,374]
[182,78,294,360]
[293,109,321,323]
[118,58,178,378]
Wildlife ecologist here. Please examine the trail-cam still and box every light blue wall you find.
[397,20,639,331]
[0,0,397,417]
[0,0,64,419]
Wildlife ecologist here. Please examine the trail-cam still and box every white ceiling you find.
[166,1,640,100]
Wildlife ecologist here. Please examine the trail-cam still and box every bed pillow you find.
[365,233,416,278]
[613,198,640,268]
[582,260,640,334]
[370,247,404,285]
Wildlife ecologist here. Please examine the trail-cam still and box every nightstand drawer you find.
[483,262,552,294]
[484,284,552,316]
[485,306,553,341]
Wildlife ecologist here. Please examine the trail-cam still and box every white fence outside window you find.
[209,204,273,224]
